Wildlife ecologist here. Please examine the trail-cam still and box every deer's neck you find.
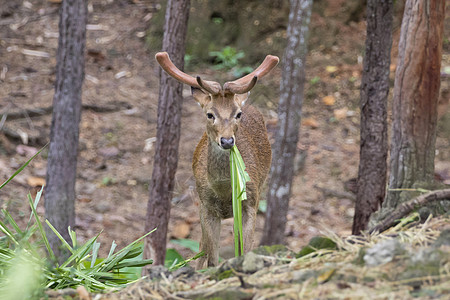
[207,139,231,185]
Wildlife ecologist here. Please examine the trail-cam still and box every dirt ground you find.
[0,0,449,262]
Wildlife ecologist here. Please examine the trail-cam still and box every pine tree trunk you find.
[260,0,312,246]
[385,0,445,209]
[144,0,190,265]
[352,0,393,235]
[45,0,87,260]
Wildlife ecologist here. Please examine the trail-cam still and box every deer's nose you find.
[220,137,234,149]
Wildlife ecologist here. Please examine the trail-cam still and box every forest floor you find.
[0,0,449,293]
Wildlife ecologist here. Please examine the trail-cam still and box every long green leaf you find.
[59,233,101,268]
[0,143,48,190]
[45,220,74,254]
[28,188,56,262]
[230,145,249,257]
[1,209,23,236]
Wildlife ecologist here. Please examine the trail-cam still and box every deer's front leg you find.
[197,204,221,269]
[242,205,258,253]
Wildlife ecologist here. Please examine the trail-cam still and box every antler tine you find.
[155,52,198,87]
[155,52,221,94]
[196,77,222,95]
[224,55,279,94]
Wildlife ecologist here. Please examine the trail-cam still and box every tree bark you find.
[352,0,393,235]
[385,0,445,209]
[260,0,313,246]
[144,0,190,265]
[45,0,87,260]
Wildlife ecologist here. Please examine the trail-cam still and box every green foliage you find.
[166,248,205,271]
[209,47,253,77]
[296,236,338,258]
[230,145,251,257]
[0,190,155,293]
[258,200,267,213]
[170,239,200,253]
[310,76,321,85]
[0,147,154,295]
[209,46,244,70]
[0,143,47,190]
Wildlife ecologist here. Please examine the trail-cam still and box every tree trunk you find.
[352,0,393,235]
[385,0,445,209]
[260,0,313,246]
[144,0,190,265]
[45,0,87,260]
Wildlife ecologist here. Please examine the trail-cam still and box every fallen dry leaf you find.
[333,108,348,120]
[326,65,338,73]
[27,176,45,187]
[322,95,336,106]
[172,221,191,239]
[302,118,319,128]
[76,286,90,300]
[16,144,38,157]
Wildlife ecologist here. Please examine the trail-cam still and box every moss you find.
[296,236,337,258]
[213,270,234,281]
[252,244,289,256]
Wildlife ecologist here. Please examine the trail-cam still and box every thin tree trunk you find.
[45,0,87,260]
[260,0,313,246]
[144,0,190,265]
[385,0,445,209]
[352,0,393,235]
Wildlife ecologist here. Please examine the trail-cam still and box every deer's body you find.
[155,52,278,267]
[193,105,271,219]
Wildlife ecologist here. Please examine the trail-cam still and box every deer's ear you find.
[191,87,211,108]
[234,92,249,106]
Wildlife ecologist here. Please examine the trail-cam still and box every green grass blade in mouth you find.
[230,145,251,257]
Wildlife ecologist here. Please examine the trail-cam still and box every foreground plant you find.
[0,149,154,296]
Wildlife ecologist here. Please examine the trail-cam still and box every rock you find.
[98,146,120,158]
[147,265,169,280]
[433,229,450,248]
[93,201,111,213]
[364,239,404,266]
[172,266,195,279]
[398,247,445,288]
[290,269,317,283]
[242,251,264,273]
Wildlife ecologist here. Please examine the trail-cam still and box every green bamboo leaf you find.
[91,242,101,268]
[110,259,153,270]
[28,188,56,262]
[0,143,48,190]
[0,219,19,246]
[1,209,23,236]
[68,226,77,249]
[230,145,248,257]
[107,240,117,259]
[59,233,101,268]
[45,220,74,254]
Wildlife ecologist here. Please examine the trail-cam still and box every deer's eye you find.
[236,112,242,119]
[207,113,215,120]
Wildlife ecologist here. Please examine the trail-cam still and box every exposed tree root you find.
[369,189,450,234]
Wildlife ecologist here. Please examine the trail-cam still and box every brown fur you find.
[154,51,277,268]
[192,92,271,268]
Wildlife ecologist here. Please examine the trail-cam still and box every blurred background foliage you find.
[146,0,368,75]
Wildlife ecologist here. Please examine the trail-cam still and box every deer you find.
[155,52,279,268]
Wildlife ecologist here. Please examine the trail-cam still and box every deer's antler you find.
[155,52,221,95]
[223,55,279,95]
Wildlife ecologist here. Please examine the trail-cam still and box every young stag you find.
[155,52,279,267]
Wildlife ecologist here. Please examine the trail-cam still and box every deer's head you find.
[155,52,279,150]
